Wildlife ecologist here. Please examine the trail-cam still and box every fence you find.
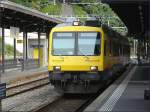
[23,59,39,70]
[0,59,39,72]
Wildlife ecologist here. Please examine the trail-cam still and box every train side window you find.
[112,41,115,56]
[109,40,112,56]
[113,42,119,56]
[119,44,122,56]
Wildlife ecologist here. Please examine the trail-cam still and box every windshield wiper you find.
[78,50,89,60]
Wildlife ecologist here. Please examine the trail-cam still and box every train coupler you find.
[73,75,78,84]
[84,80,90,89]
[61,80,66,88]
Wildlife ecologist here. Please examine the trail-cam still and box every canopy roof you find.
[0,0,64,33]
[102,0,150,39]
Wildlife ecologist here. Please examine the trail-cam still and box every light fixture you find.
[53,66,61,71]
[90,66,98,71]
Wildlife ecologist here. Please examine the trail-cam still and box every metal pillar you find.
[14,38,16,61]
[22,31,26,71]
[2,27,5,73]
[144,39,146,59]
[147,42,149,59]
[137,39,141,63]
[25,32,28,60]
[133,39,136,57]
[46,31,49,63]
[38,31,41,67]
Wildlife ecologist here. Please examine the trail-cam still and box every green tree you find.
[0,37,22,58]
[9,0,62,14]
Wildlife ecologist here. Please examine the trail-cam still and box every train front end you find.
[48,26,104,93]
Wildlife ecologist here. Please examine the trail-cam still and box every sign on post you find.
[0,83,6,100]
[10,26,20,39]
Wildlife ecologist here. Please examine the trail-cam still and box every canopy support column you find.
[14,38,16,61]
[38,31,41,67]
[25,32,28,60]
[22,30,27,71]
[2,26,5,73]
[46,31,50,65]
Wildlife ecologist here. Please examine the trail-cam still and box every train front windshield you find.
[53,32,101,56]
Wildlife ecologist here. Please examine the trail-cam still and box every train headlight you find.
[53,66,61,71]
[73,21,80,26]
[90,66,98,71]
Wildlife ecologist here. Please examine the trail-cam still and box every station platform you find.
[84,64,150,112]
[1,66,48,84]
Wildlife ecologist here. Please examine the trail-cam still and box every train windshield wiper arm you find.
[78,50,89,60]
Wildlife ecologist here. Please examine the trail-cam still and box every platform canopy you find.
[0,0,64,33]
[102,0,150,39]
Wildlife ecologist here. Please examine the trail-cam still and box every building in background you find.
[0,28,48,66]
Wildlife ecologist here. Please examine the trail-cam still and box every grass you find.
[41,3,62,15]
[72,5,87,16]
[0,37,22,57]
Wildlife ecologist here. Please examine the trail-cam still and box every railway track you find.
[33,65,133,112]
[6,75,49,97]
[33,85,107,112]
[34,94,94,112]
[33,77,111,112]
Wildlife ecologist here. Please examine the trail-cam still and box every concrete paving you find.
[1,66,48,84]
[2,84,62,112]
[84,64,150,112]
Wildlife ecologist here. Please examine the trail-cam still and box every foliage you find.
[0,37,22,57]
[9,0,62,14]
[8,0,126,34]
[72,5,87,16]
[79,0,126,34]
[41,3,62,15]
[80,0,98,3]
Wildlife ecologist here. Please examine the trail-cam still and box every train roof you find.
[102,25,129,45]
[51,25,103,32]
[52,21,130,46]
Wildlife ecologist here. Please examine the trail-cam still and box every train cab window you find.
[53,33,75,55]
[78,32,101,56]
[109,40,112,56]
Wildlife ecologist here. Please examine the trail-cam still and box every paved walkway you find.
[1,66,48,84]
[84,64,150,112]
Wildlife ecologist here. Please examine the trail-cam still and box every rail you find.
[6,76,49,97]
[32,64,131,112]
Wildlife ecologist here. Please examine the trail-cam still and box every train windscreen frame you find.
[52,32,101,56]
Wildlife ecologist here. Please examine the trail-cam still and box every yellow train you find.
[48,21,130,93]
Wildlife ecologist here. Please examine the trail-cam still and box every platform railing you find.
[0,59,39,72]
[4,59,21,70]
[23,59,39,70]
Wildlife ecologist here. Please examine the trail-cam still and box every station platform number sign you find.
[0,83,6,100]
